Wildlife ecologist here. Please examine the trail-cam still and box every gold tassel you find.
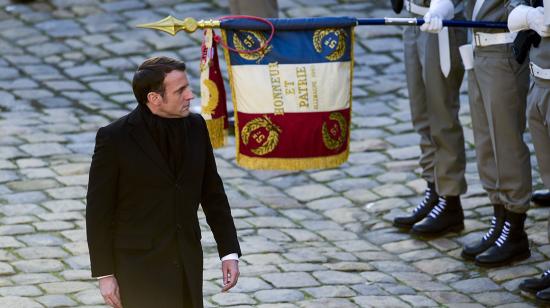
[205,117,226,148]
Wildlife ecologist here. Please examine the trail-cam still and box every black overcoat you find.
[86,107,241,308]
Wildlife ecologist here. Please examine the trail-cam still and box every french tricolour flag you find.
[221,17,355,170]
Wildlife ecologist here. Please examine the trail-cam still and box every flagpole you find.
[136,16,508,36]
[362,18,508,29]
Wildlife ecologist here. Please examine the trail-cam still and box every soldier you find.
[508,0,550,303]
[229,0,279,18]
[392,0,468,236]
[458,0,531,267]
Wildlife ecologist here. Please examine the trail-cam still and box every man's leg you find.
[393,27,440,229]
[467,54,531,267]
[411,27,467,236]
[530,80,550,207]
[525,81,550,237]
[519,80,550,294]
[423,27,467,197]
[461,59,502,260]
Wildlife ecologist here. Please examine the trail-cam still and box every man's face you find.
[155,70,194,118]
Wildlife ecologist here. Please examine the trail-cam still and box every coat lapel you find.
[127,107,174,181]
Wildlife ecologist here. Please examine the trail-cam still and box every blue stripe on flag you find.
[226,27,352,65]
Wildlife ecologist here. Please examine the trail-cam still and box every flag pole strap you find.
[136,16,508,35]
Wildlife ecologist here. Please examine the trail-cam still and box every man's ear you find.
[147,92,161,106]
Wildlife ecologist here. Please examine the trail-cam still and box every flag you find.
[220,17,355,170]
[200,28,228,148]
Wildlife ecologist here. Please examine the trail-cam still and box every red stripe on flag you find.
[236,109,350,158]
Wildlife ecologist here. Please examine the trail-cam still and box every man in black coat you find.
[86,56,242,308]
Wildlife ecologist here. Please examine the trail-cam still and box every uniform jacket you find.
[86,106,241,308]
[465,0,512,28]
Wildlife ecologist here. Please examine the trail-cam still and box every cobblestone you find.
[451,278,502,293]
[35,294,77,307]
[304,285,356,298]
[13,259,64,273]
[11,274,59,285]
[286,184,335,202]
[210,292,256,305]
[0,296,43,308]
[312,271,364,285]
[261,272,320,288]
[38,281,95,294]
[254,289,304,303]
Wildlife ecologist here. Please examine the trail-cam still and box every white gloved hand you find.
[509,5,550,37]
[420,12,444,33]
[528,7,550,37]
[419,0,453,33]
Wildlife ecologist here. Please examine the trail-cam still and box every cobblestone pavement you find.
[0,0,547,307]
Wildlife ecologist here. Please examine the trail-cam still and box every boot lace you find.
[482,216,497,241]
[495,221,511,247]
[413,187,432,214]
[543,269,550,278]
[428,197,446,219]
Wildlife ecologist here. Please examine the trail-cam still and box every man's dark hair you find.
[132,56,187,105]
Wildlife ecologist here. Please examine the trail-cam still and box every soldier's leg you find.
[410,28,467,236]
[461,58,504,260]
[423,27,467,197]
[404,27,436,183]
[477,56,531,212]
[527,81,550,244]
[229,0,279,18]
[468,53,531,267]
[467,60,499,205]
[528,82,550,200]
[519,81,550,293]
[393,27,440,229]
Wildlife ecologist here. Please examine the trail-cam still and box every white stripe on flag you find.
[232,61,351,114]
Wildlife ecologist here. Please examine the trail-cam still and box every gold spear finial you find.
[136,15,220,35]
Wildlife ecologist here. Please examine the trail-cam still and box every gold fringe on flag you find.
[205,116,226,148]
[237,151,349,171]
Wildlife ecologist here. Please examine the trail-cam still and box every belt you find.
[404,0,464,16]
[530,62,550,80]
[405,0,429,15]
[473,32,517,47]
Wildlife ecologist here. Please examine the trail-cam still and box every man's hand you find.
[420,13,444,33]
[420,0,453,33]
[99,276,122,308]
[509,5,550,37]
[221,259,239,292]
[528,7,550,37]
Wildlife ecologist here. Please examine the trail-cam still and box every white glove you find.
[528,7,550,37]
[420,0,454,33]
[420,13,444,33]
[509,5,550,37]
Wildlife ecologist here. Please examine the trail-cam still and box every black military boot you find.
[410,195,464,236]
[520,270,550,294]
[536,286,550,304]
[475,210,530,267]
[461,204,505,260]
[532,190,550,207]
[393,182,438,229]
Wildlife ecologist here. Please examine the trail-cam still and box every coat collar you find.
[127,106,174,181]
[127,106,193,183]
